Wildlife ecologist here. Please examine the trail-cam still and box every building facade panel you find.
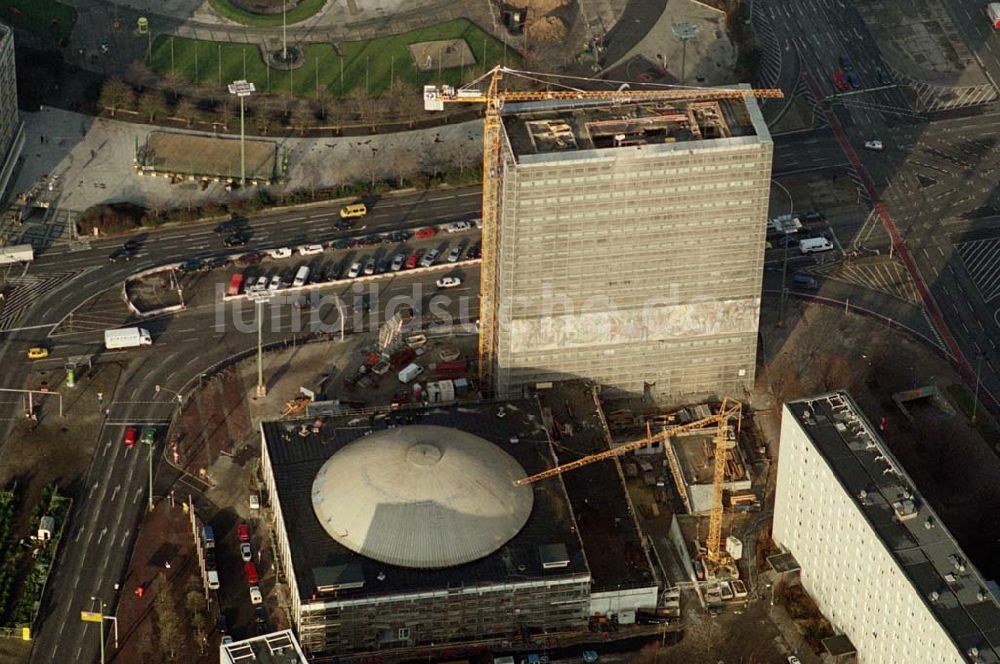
[0,23,23,199]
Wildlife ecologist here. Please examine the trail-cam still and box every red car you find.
[124,427,138,448]
[832,69,849,91]
[237,523,251,543]
[404,251,422,269]
[244,561,259,585]
[414,226,437,239]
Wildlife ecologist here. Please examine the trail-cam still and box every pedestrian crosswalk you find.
[901,76,997,112]
[0,270,79,331]
[809,258,920,305]
[956,238,1000,303]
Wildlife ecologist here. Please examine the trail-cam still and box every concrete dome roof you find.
[311,425,534,568]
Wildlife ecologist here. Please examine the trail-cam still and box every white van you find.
[398,363,424,384]
[207,570,220,590]
[799,237,834,254]
[292,266,310,287]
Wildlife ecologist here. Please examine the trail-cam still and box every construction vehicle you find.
[423,67,783,394]
[515,398,743,579]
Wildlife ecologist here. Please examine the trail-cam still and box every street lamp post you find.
[227,80,256,188]
[248,292,272,398]
[672,22,700,86]
[282,0,288,62]
[151,386,183,511]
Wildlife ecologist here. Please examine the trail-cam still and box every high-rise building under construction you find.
[491,91,773,400]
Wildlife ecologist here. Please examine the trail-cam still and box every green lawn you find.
[149,19,516,98]
[207,0,325,27]
[0,0,76,42]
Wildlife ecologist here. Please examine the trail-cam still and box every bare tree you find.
[215,98,234,131]
[449,138,480,177]
[383,79,422,123]
[174,97,198,127]
[347,87,379,127]
[256,111,275,135]
[420,141,449,181]
[153,576,182,659]
[163,70,186,99]
[137,90,166,122]
[386,143,420,187]
[360,147,383,189]
[290,101,315,136]
[312,86,335,123]
[98,78,132,116]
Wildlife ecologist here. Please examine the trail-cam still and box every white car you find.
[787,657,801,664]
[864,140,883,151]
[249,493,260,509]
[252,276,268,292]
[420,249,441,268]
[297,244,324,256]
[436,276,462,289]
[240,542,252,562]
[268,275,282,291]
[363,258,376,275]
[445,221,471,233]
[472,217,483,229]
[347,262,363,278]
[249,586,263,605]
[391,253,406,271]
[266,247,292,259]
[447,246,463,263]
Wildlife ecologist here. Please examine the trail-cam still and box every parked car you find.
[236,252,263,266]
[240,542,253,562]
[334,219,354,230]
[124,427,138,448]
[221,636,234,645]
[252,275,268,292]
[140,427,156,445]
[27,347,48,360]
[787,657,801,664]
[249,586,263,605]
[405,251,422,269]
[347,262,363,278]
[838,54,854,71]
[249,493,261,510]
[774,234,801,249]
[864,140,884,151]
[846,70,862,89]
[436,276,462,289]
[391,253,406,271]
[297,244,324,256]
[420,249,441,268]
[325,263,343,281]
[266,247,292,259]
[832,69,849,91]
[875,68,889,85]
[415,226,437,239]
[791,273,819,290]
[363,258,376,275]
[244,562,259,585]
[445,220,471,233]
[205,549,217,571]
[268,275,282,291]
[466,243,482,259]
[447,246,463,263]
[237,523,251,542]
[330,239,351,250]
[178,259,202,273]
[386,230,412,242]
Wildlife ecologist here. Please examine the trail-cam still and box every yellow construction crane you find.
[422,67,783,394]
[514,397,742,572]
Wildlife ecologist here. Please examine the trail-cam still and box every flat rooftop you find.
[502,95,761,159]
[263,400,589,603]
[537,382,657,592]
[788,392,1000,662]
[220,629,308,664]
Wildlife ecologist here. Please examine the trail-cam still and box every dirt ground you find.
[409,40,477,71]
[144,132,277,181]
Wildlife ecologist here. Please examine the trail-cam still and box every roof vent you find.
[949,555,966,572]
[977,588,988,602]
[928,590,940,603]
[892,500,918,520]
[377,571,386,581]
[945,573,957,585]
[924,518,936,530]
[967,646,979,660]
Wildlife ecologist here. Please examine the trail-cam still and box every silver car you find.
[391,253,406,271]
[347,261,363,278]
[420,249,440,268]
[447,246,462,263]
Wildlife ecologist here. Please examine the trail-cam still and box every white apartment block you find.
[774,392,1000,664]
